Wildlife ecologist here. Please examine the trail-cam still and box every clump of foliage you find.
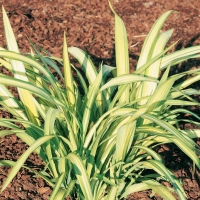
[0,2,200,200]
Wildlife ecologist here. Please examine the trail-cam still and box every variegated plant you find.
[0,2,200,200]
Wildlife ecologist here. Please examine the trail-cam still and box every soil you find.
[0,0,200,199]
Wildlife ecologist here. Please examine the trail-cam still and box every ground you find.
[0,0,200,199]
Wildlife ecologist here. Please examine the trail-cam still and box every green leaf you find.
[115,119,136,163]
[106,186,118,200]
[0,50,63,100]
[136,10,174,69]
[0,74,65,108]
[142,160,186,200]
[160,45,200,70]
[144,180,176,200]
[66,153,93,200]
[82,69,102,139]
[121,182,150,198]
[49,173,66,200]
[146,75,184,113]
[0,84,27,119]
[68,47,97,84]
[100,74,158,92]
[2,6,39,125]
[138,29,173,105]
[109,0,129,103]
[44,108,60,178]
[63,32,75,107]
[1,135,55,193]
[142,113,196,149]
[133,145,163,162]
[181,129,200,138]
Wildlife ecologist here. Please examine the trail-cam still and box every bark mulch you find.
[0,0,200,199]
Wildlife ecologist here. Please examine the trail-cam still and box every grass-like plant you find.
[0,2,200,199]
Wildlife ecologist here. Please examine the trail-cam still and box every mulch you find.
[0,0,200,199]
